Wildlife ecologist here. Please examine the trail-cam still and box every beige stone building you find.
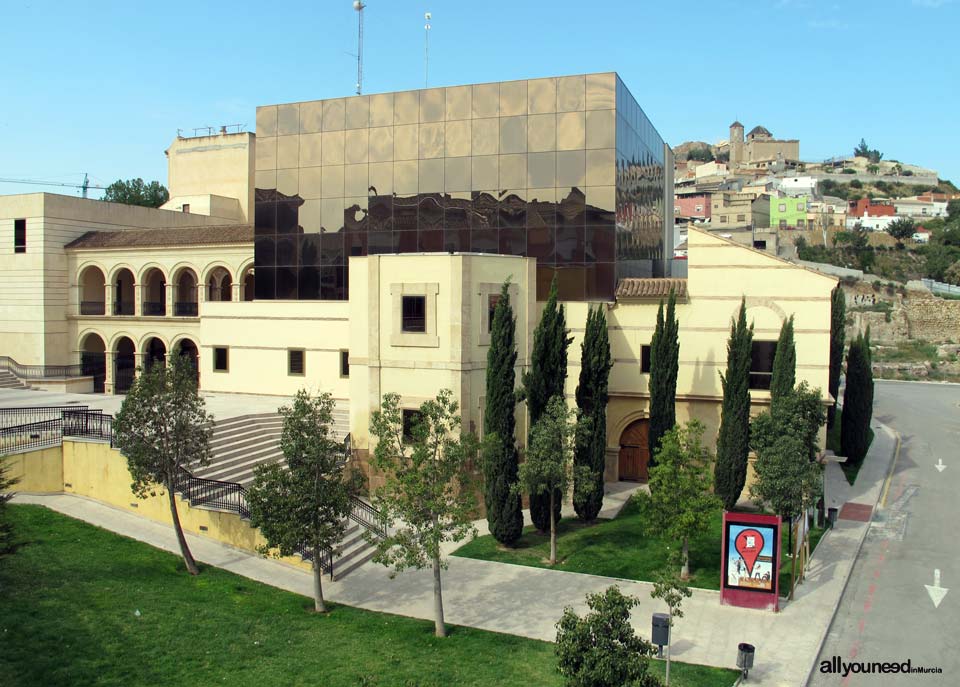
[0,74,836,486]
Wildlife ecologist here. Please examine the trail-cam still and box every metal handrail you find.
[0,356,85,380]
[0,405,94,428]
[80,301,106,315]
[0,418,64,454]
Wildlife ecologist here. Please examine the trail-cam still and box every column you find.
[104,283,113,317]
[104,350,115,395]
[134,283,142,317]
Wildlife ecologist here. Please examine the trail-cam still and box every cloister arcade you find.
[78,330,201,395]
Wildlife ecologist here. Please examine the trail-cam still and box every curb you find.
[801,421,900,686]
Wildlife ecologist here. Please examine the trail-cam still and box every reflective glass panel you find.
[557,150,585,188]
[527,77,557,114]
[394,160,418,195]
[369,93,394,127]
[277,136,299,169]
[472,118,499,156]
[527,152,556,188]
[299,101,323,134]
[419,88,444,122]
[277,104,299,136]
[472,82,499,118]
[322,99,345,131]
[499,116,527,154]
[557,75,585,112]
[300,133,323,167]
[586,109,616,149]
[368,161,393,195]
[321,166,344,198]
[499,154,526,189]
[256,106,278,137]
[419,122,444,159]
[394,124,418,160]
[321,131,345,165]
[344,164,368,196]
[394,91,419,124]
[445,85,471,120]
[345,96,369,129]
[585,73,615,110]
[472,155,498,190]
[499,80,527,116]
[445,120,471,157]
[368,126,394,163]
[344,129,369,164]
[445,157,470,192]
[527,113,556,152]
[419,158,444,192]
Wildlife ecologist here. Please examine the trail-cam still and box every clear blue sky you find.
[1,0,957,199]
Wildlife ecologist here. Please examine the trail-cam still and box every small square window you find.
[720,215,727,223]
[796,202,804,211]
[487,294,501,333]
[779,219,787,229]
[402,295,426,332]
[778,203,787,212]
[288,349,305,376]
[402,409,423,443]
[340,350,350,378]
[13,219,26,254]
[797,219,805,228]
[641,345,651,373]
[182,203,191,213]
[737,214,746,222]
[213,347,229,372]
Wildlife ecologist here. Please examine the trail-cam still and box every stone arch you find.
[140,266,167,316]
[240,263,255,302]
[143,336,168,372]
[137,262,168,284]
[110,266,136,316]
[113,335,137,394]
[77,264,107,315]
[78,331,107,393]
[172,266,199,316]
[172,337,200,386]
[204,265,233,302]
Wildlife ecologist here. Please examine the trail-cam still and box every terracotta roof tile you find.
[65,224,253,250]
[615,278,687,300]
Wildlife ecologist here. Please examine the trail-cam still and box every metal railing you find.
[62,410,113,445]
[80,301,106,315]
[173,468,250,519]
[0,418,64,454]
[0,405,93,429]
[113,301,134,316]
[349,497,388,539]
[143,301,166,316]
[0,356,85,380]
[174,302,198,317]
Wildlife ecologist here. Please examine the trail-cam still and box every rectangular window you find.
[288,349,305,376]
[340,350,350,377]
[797,219,805,228]
[402,409,423,443]
[213,347,229,372]
[778,203,787,212]
[641,345,651,373]
[720,215,728,223]
[13,219,26,253]
[182,203,190,213]
[737,214,746,222]
[796,202,804,211]
[753,240,767,249]
[487,294,501,333]
[750,341,777,390]
[401,295,426,332]
[779,219,787,229]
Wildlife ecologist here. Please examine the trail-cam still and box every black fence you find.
[143,301,165,316]
[80,301,106,316]
[0,356,85,380]
[0,405,94,429]
[174,302,198,317]
[113,301,134,316]
[350,497,388,539]
[0,419,64,453]
[63,410,113,445]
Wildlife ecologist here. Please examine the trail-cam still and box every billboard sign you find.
[721,511,781,611]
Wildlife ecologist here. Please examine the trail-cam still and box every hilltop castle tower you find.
[729,120,744,168]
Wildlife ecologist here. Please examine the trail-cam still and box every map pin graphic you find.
[735,529,764,577]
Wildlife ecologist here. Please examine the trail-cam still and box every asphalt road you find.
[810,381,959,686]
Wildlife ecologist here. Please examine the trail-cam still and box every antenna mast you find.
[354,1,365,95]
[424,11,431,88]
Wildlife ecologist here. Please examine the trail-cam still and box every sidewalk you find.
[12,426,896,687]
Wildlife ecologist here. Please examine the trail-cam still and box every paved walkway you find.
[14,421,896,687]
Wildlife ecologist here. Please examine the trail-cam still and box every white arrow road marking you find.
[935,459,947,473]
[925,569,949,609]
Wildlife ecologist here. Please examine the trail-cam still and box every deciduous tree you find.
[103,178,170,208]
[482,282,523,546]
[714,299,753,510]
[555,586,661,687]
[516,396,586,565]
[574,305,612,522]
[648,289,679,463]
[112,354,213,575]
[638,421,721,578]
[522,276,572,532]
[369,390,478,637]
[650,551,692,687]
[247,390,360,613]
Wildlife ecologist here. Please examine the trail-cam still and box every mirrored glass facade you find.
[254,72,669,301]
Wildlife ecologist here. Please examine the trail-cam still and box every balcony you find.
[174,302,198,317]
[80,301,105,316]
[143,301,166,316]
[113,301,134,316]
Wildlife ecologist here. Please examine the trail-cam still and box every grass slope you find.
[0,505,736,687]
[455,500,824,594]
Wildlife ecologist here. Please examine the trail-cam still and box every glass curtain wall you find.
[254,72,666,301]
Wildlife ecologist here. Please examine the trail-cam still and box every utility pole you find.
[353,1,365,95]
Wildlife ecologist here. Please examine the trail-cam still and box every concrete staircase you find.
[0,371,25,389]
[188,407,376,578]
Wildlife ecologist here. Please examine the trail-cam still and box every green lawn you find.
[827,409,876,485]
[455,500,825,595]
[0,505,736,687]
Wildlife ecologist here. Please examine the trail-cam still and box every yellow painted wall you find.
[164,132,255,224]
[3,447,63,492]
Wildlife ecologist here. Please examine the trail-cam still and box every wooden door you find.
[618,420,650,482]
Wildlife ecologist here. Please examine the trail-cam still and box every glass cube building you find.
[254,72,672,302]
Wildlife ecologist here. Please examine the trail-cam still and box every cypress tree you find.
[841,333,873,466]
[828,287,846,429]
[522,276,572,532]
[647,289,679,463]
[714,299,754,510]
[769,315,796,410]
[574,305,613,522]
[482,281,523,546]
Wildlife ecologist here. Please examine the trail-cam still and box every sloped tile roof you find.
[615,278,687,300]
[65,224,253,250]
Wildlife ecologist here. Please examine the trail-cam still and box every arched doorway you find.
[113,268,135,316]
[114,337,136,394]
[79,266,106,315]
[141,268,166,316]
[144,337,167,372]
[80,333,106,393]
[175,338,200,387]
[206,266,233,302]
[242,267,255,301]
[174,268,198,316]
[618,419,651,482]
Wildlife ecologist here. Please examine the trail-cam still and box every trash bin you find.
[827,507,838,527]
[652,613,670,647]
[737,643,755,679]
